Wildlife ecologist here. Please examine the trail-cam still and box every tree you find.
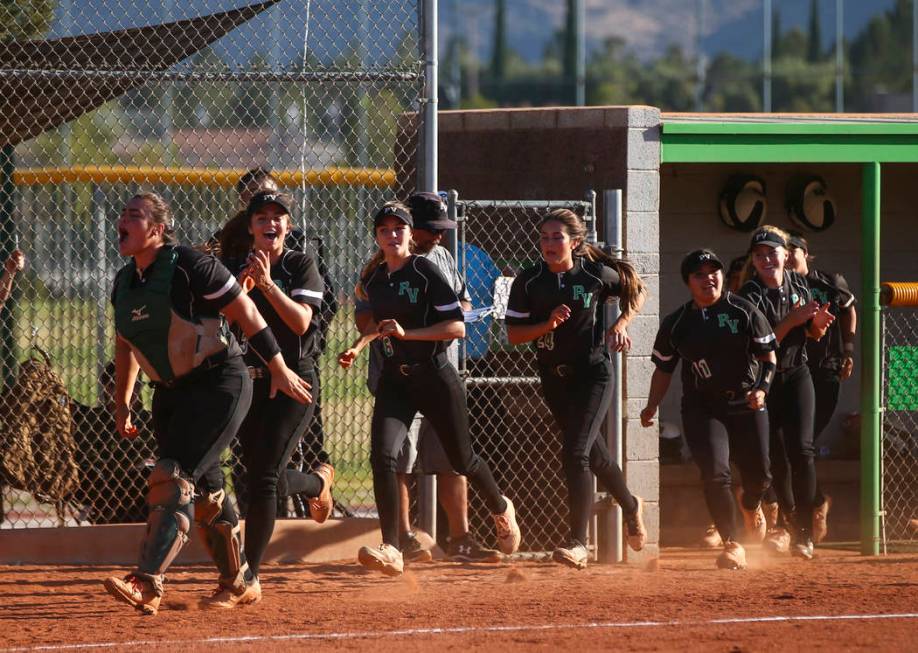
[0,0,55,42]
[562,0,577,84]
[490,0,507,82]
[807,0,823,63]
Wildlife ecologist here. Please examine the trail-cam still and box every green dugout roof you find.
[661,113,918,163]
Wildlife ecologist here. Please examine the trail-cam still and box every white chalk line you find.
[3,612,917,651]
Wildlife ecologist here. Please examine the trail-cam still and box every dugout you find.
[436,107,918,556]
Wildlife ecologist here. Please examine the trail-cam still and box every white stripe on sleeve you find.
[652,349,674,362]
[753,333,776,344]
[435,301,461,312]
[292,288,324,300]
[504,308,530,319]
[203,276,237,301]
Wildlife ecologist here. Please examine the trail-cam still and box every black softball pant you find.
[371,358,506,547]
[238,370,321,577]
[681,395,771,543]
[765,365,817,535]
[151,357,253,556]
[539,358,638,547]
[810,365,841,507]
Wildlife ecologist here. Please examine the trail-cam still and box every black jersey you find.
[505,257,621,367]
[805,269,855,371]
[738,270,812,371]
[651,293,777,396]
[224,249,324,372]
[363,254,464,364]
[111,245,242,325]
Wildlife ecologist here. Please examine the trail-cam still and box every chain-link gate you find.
[881,306,918,549]
[453,194,606,555]
[0,0,425,528]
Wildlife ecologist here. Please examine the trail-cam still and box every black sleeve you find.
[738,280,769,321]
[181,246,242,312]
[651,311,680,373]
[420,257,463,323]
[288,252,324,309]
[832,272,856,309]
[600,263,623,297]
[747,305,778,356]
[791,271,812,305]
[505,271,534,325]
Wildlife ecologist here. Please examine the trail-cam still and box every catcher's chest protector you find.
[114,247,228,382]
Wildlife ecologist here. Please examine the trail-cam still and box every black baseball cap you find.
[407,191,457,230]
[247,190,293,216]
[749,227,787,251]
[788,232,809,252]
[681,249,724,283]
[373,203,413,228]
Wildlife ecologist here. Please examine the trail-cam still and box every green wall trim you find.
[662,134,918,163]
[663,121,918,136]
[661,122,918,163]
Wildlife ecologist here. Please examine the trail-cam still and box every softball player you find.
[504,208,647,570]
[221,191,334,592]
[641,250,776,569]
[787,233,856,543]
[103,192,310,615]
[738,226,833,559]
[354,192,501,564]
[341,201,521,576]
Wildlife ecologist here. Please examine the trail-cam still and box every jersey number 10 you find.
[692,358,713,380]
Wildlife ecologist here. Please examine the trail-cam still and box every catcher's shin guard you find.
[135,459,194,593]
[194,489,248,592]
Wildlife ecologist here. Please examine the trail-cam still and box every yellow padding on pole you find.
[881,282,918,307]
[12,165,396,188]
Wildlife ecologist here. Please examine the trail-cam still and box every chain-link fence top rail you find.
[881,307,918,546]
[456,197,598,554]
[0,0,423,528]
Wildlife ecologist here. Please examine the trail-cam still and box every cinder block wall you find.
[434,106,663,561]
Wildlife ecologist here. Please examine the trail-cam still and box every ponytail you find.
[355,249,385,301]
[218,209,254,261]
[577,242,646,315]
[541,208,646,316]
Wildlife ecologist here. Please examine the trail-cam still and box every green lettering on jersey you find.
[717,313,739,334]
[398,281,419,303]
[572,284,592,308]
[811,287,829,304]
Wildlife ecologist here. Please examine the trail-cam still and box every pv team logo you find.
[398,281,419,303]
[131,305,150,322]
[717,313,739,334]
[572,284,592,308]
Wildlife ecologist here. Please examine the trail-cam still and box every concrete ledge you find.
[0,517,381,566]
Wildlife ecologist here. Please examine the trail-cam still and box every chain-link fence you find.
[0,0,424,528]
[881,307,918,548]
[454,195,603,555]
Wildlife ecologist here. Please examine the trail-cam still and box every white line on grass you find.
[4,612,917,651]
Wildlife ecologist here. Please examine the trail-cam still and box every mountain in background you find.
[441,0,897,63]
[46,0,897,67]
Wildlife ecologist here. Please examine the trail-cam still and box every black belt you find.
[386,352,448,377]
[150,349,230,389]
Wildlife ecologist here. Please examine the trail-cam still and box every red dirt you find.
[1,548,916,652]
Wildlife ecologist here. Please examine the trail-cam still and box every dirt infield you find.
[1,547,916,652]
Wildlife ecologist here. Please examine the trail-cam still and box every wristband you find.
[843,342,854,353]
[752,360,776,394]
[248,326,281,363]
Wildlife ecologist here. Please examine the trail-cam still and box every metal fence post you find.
[92,183,109,395]
[598,189,624,563]
[861,162,882,556]
[416,0,439,540]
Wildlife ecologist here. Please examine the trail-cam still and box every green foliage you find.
[0,0,56,42]
[462,3,908,114]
